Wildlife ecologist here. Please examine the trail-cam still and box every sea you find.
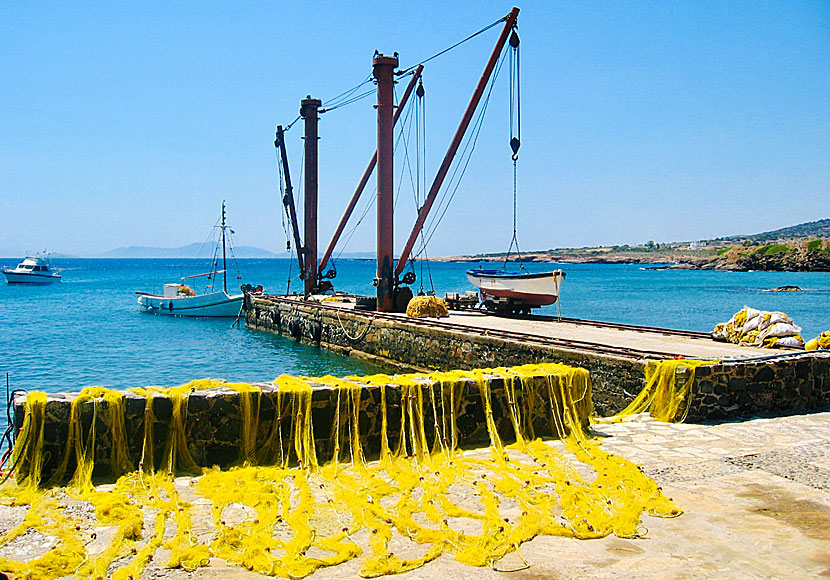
[1,257,828,433]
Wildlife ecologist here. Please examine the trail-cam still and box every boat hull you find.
[466,269,564,306]
[3,271,61,284]
[136,291,243,317]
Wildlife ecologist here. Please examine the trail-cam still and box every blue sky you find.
[1,1,827,257]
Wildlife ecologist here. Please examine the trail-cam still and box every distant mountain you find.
[330,251,375,259]
[0,250,78,259]
[716,218,830,243]
[98,243,278,258]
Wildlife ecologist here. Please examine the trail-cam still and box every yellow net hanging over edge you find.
[594,359,719,424]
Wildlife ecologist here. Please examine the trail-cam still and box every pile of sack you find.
[713,306,804,348]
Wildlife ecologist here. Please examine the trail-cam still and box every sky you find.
[1,1,828,257]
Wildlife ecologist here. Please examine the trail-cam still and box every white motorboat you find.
[136,284,243,317]
[136,202,244,317]
[2,253,62,284]
[466,268,565,313]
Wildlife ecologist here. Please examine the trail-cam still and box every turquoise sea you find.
[1,258,827,411]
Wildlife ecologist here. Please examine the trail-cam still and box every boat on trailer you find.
[136,202,243,317]
[2,253,61,284]
[466,268,565,314]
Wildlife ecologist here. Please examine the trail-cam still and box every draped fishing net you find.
[0,362,687,579]
[593,359,719,424]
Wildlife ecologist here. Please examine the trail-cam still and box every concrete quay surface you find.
[282,295,775,361]
[133,410,828,580]
[436,309,773,360]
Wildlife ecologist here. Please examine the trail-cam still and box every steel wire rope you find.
[397,16,507,76]
[273,111,307,292]
[390,99,421,288]
[296,147,305,290]
[282,146,305,294]
[393,85,419,214]
[320,88,376,113]
[283,114,302,132]
[503,35,522,270]
[321,73,373,110]
[412,82,436,294]
[413,49,508,257]
[335,308,375,342]
[411,79,437,294]
[275,139,297,294]
[276,141,292,252]
[331,91,418,264]
[416,49,507,253]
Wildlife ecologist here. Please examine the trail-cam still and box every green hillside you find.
[717,218,830,244]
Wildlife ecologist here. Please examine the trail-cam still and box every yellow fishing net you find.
[594,359,718,424]
[405,296,449,318]
[805,330,830,351]
[0,364,682,579]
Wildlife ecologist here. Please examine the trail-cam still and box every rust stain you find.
[737,484,830,541]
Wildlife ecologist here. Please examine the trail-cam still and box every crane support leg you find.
[373,53,398,312]
[300,97,322,296]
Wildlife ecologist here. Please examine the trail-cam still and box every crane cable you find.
[397,14,508,76]
[503,29,523,271]
[413,46,509,257]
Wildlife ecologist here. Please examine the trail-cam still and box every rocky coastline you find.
[438,240,830,272]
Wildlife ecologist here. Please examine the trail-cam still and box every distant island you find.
[442,218,830,272]
[96,246,376,259]
[98,243,278,258]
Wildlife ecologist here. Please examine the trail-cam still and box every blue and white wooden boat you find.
[466,268,565,311]
[135,202,243,317]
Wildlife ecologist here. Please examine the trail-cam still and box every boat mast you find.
[221,201,228,293]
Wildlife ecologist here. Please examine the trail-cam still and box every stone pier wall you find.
[14,369,591,482]
[246,297,644,416]
[688,352,830,420]
[246,297,830,421]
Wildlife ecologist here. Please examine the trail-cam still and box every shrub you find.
[763,244,791,255]
[807,239,822,252]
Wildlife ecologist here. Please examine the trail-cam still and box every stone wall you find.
[246,297,830,422]
[246,297,645,416]
[689,352,830,420]
[14,369,591,483]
